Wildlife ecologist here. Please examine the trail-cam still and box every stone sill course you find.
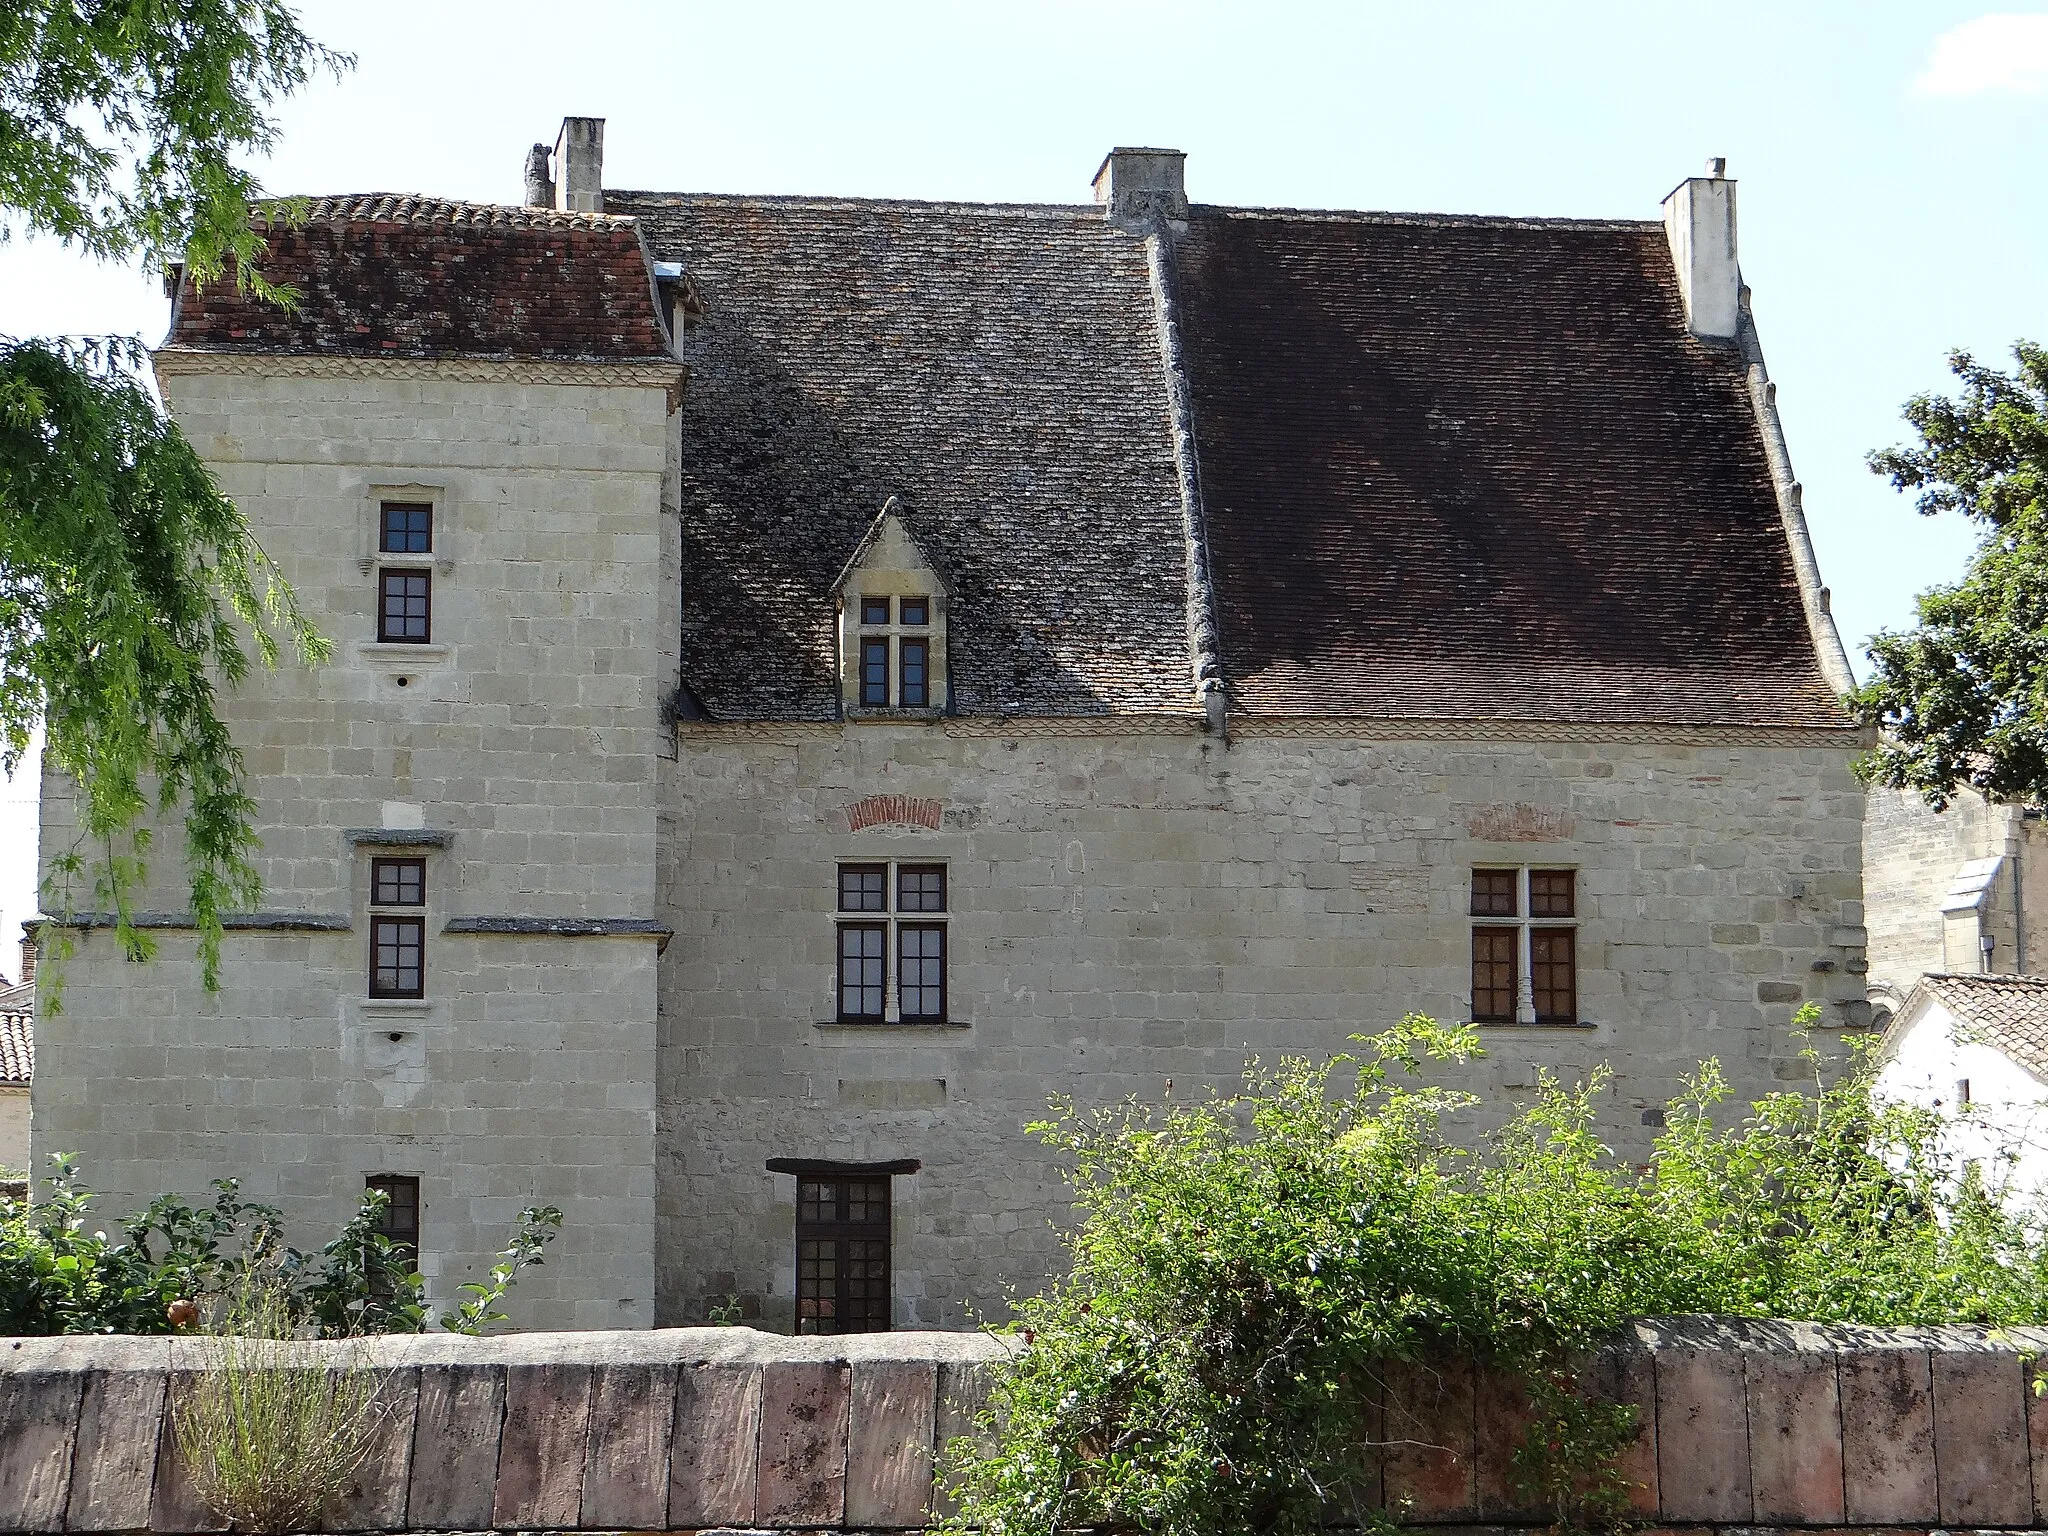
[5,1319,2048,1532]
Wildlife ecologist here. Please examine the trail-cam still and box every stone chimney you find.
[1662,157,1740,341]
[523,143,554,208]
[1092,147,1187,231]
[553,117,605,215]
[18,929,34,988]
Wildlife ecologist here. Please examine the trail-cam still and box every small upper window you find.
[861,596,891,626]
[372,857,425,907]
[379,502,433,555]
[900,597,929,626]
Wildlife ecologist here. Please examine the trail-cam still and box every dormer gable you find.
[832,500,949,717]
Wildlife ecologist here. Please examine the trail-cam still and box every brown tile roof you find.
[1914,973,2048,1081]
[608,192,1195,720]
[0,1010,29,1087]
[165,196,672,363]
[1173,208,1849,728]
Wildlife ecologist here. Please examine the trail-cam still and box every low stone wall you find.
[2,1318,2047,1532]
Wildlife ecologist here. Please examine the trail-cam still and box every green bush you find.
[0,1155,560,1336]
[940,1011,2048,1536]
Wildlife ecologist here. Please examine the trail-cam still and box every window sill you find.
[1472,1020,1597,1031]
[361,997,432,1015]
[356,642,450,665]
[814,1021,970,1041]
[844,707,946,723]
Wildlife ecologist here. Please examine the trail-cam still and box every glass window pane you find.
[372,857,425,907]
[838,865,886,912]
[861,596,891,626]
[1470,869,1518,918]
[1471,925,1517,1023]
[860,638,889,706]
[900,597,928,626]
[1532,927,1577,1023]
[896,865,946,913]
[372,916,424,998]
[838,924,885,1018]
[900,638,928,708]
[899,924,946,1020]
[1529,870,1575,918]
[379,502,433,554]
[379,569,431,643]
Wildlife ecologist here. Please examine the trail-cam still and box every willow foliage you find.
[2,3,347,990]
[942,1014,2048,1536]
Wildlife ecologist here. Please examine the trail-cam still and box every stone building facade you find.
[1863,786,2047,1023]
[35,125,1868,1331]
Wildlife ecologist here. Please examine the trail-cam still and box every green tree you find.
[1853,342,2048,809]
[0,4,349,989]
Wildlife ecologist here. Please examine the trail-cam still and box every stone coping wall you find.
[4,1318,2048,1532]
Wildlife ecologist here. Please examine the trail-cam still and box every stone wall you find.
[1864,784,2048,1005]
[2,1319,2046,1532]
[661,725,1867,1329]
[33,364,676,1328]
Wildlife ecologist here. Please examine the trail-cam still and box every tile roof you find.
[0,1010,29,1087]
[1172,208,1849,727]
[1914,974,2048,1082]
[608,193,1196,720]
[166,196,672,363]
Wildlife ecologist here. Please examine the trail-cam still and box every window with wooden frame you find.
[795,1175,891,1334]
[835,861,948,1022]
[375,500,434,643]
[1468,867,1577,1025]
[852,594,935,711]
[369,856,426,999]
[365,1174,420,1264]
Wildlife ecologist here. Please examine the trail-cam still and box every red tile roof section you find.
[0,1010,29,1087]
[167,197,672,362]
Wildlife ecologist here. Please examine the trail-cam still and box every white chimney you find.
[1662,158,1739,341]
[553,117,605,215]
[1092,147,1187,230]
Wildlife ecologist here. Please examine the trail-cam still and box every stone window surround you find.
[831,859,951,1026]
[360,481,455,670]
[359,839,444,1006]
[1470,863,1584,1028]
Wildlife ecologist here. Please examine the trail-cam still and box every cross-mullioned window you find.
[1469,867,1577,1025]
[835,861,948,1022]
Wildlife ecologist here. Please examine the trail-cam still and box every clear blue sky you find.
[0,0,2044,946]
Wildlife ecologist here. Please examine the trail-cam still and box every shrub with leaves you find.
[939,1012,2048,1536]
[0,1156,561,1336]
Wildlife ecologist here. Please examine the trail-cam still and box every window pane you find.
[797,1237,837,1334]
[899,924,946,1020]
[371,916,424,998]
[900,638,928,708]
[1470,869,1518,918]
[838,924,885,1019]
[860,637,889,706]
[1471,925,1517,1023]
[896,864,946,913]
[378,569,431,643]
[379,502,433,554]
[900,597,929,626]
[861,596,891,626]
[1532,927,1577,1023]
[372,857,425,907]
[1529,869,1575,918]
[845,1237,890,1331]
[366,1174,420,1260]
[838,864,886,912]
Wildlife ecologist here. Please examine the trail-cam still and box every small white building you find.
[1874,973,2048,1203]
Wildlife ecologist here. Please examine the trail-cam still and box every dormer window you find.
[855,595,931,709]
[834,501,948,717]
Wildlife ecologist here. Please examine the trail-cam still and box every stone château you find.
[34,122,1870,1331]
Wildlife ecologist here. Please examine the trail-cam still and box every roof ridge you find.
[261,195,639,232]
[607,189,1660,232]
